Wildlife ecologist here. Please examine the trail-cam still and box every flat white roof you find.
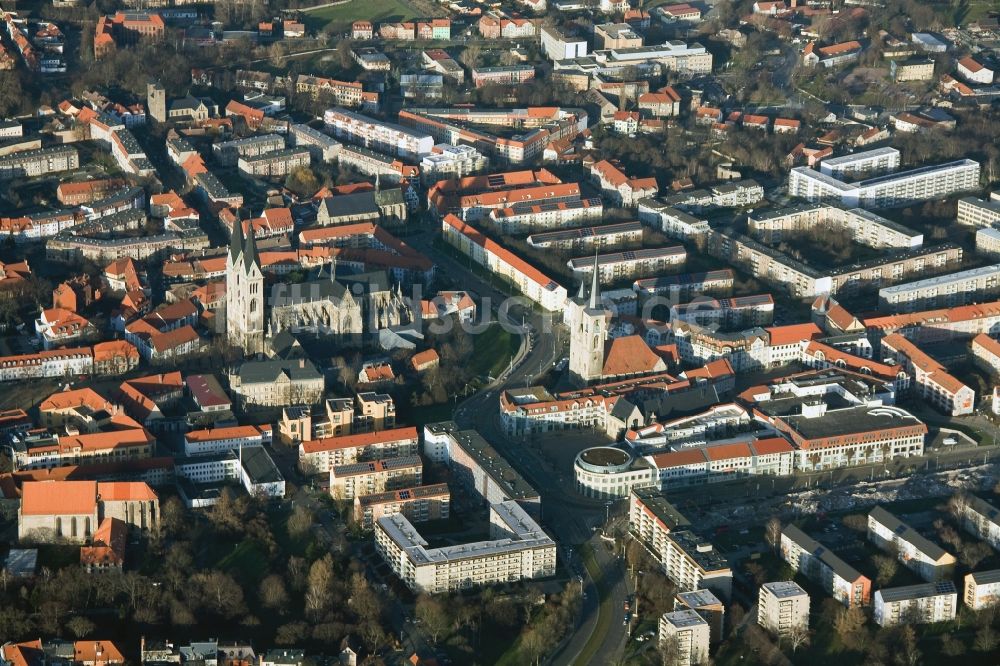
[879,263,1000,295]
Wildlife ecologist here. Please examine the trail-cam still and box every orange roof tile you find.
[21,480,97,515]
[766,323,821,346]
[97,481,157,502]
[602,335,665,377]
[302,426,418,454]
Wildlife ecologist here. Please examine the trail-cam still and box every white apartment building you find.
[873,581,957,627]
[527,221,644,250]
[422,422,540,508]
[441,213,568,311]
[489,196,604,234]
[323,107,434,159]
[183,425,273,456]
[878,264,1000,313]
[213,134,285,167]
[748,203,923,250]
[638,200,710,239]
[375,500,556,593]
[868,506,956,582]
[419,144,489,184]
[674,590,726,643]
[658,610,710,665]
[628,488,732,599]
[958,196,1000,227]
[977,228,1000,259]
[299,427,419,474]
[956,494,1000,549]
[568,246,686,284]
[237,148,311,178]
[957,56,994,85]
[789,159,981,209]
[758,581,810,636]
[780,525,871,608]
[0,145,79,180]
[329,454,422,500]
[964,569,1000,610]
[971,333,1000,375]
[819,148,901,179]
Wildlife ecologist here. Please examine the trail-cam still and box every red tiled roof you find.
[21,480,97,515]
[302,426,419,454]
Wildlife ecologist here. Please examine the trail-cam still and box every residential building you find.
[568,246,686,284]
[964,569,1000,610]
[353,483,449,528]
[376,500,555,594]
[873,582,957,626]
[595,23,643,50]
[299,426,419,474]
[957,56,994,85]
[971,334,1000,375]
[788,158,981,209]
[674,590,725,643]
[878,264,1000,313]
[423,422,540,510]
[780,525,871,607]
[10,427,155,471]
[237,148,310,178]
[183,424,273,456]
[441,214,568,311]
[758,581,809,636]
[471,65,535,88]
[868,506,956,581]
[527,221,644,251]
[329,455,422,500]
[0,145,79,180]
[658,610,710,665]
[323,107,435,159]
[629,488,731,599]
[881,333,974,416]
[802,40,863,68]
[891,58,935,82]
[589,160,659,207]
[212,134,285,166]
[958,196,1000,227]
[419,144,489,183]
[289,123,341,162]
[955,494,1000,549]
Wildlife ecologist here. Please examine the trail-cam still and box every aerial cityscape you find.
[0,0,999,664]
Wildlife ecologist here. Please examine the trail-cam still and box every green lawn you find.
[470,324,521,380]
[216,540,269,583]
[302,0,418,32]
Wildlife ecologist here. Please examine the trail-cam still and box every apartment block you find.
[881,333,974,416]
[423,422,540,511]
[758,581,810,636]
[873,581,957,626]
[212,134,285,167]
[638,200,710,239]
[352,482,449,529]
[568,246,686,284]
[329,454,422,500]
[527,221,644,251]
[670,294,775,329]
[375,500,556,593]
[299,426,419,474]
[628,488,731,599]
[971,334,1000,375]
[878,264,1000,313]
[237,148,310,178]
[658,611,710,665]
[471,65,535,88]
[958,196,1000,227]
[674,590,725,643]
[338,144,420,185]
[441,214,568,311]
[819,148,901,179]
[589,160,659,207]
[183,424,273,457]
[419,144,489,184]
[789,158,980,209]
[964,569,1000,610]
[868,506,956,581]
[748,203,923,250]
[295,74,375,108]
[540,25,588,60]
[956,494,1000,549]
[633,270,734,300]
[0,145,79,180]
[289,123,341,163]
[323,107,434,159]
[780,525,871,608]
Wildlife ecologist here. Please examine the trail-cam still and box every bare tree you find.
[415,594,452,644]
[259,574,290,613]
[784,625,811,653]
[765,516,783,552]
[305,556,334,620]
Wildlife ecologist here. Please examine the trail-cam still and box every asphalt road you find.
[408,227,631,665]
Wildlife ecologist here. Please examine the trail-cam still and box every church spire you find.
[242,219,260,272]
[228,211,245,265]
[587,246,601,310]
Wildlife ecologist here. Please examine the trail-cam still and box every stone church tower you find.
[567,252,608,386]
[146,81,166,124]
[226,217,265,355]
